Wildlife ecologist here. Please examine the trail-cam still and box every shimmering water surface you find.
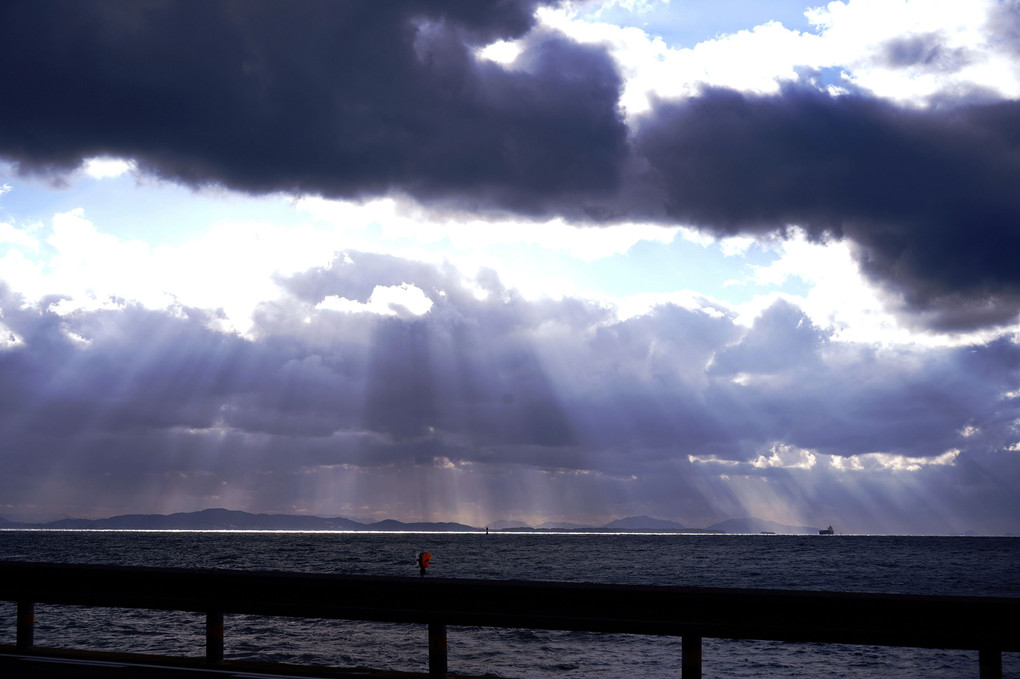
[1,531,1018,677]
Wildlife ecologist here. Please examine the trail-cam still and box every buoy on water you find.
[417,551,432,576]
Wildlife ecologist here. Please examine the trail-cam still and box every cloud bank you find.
[2,251,1019,531]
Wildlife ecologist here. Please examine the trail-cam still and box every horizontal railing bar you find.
[1,561,1017,652]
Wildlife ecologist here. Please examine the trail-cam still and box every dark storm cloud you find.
[632,87,1020,330]
[0,0,626,211]
[6,1,1020,330]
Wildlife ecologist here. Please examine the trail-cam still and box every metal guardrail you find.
[1,561,1017,678]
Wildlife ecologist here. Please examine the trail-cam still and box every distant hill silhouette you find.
[0,509,815,533]
[39,508,364,531]
[0,508,475,532]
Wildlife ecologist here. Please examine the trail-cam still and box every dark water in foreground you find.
[1,531,1018,677]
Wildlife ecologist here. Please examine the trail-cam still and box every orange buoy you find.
[417,552,432,575]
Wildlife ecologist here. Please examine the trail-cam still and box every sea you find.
[1,531,1018,678]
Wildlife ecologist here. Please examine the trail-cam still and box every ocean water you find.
[0,531,1018,677]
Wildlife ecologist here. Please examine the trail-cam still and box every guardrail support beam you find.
[16,601,34,652]
[682,634,702,678]
[428,622,448,679]
[206,610,224,665]
[979,647,1001,679]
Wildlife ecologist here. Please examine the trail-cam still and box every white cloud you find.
[734,228,998,347]
[0,314,22,350]
[541,0,1016,116]
[613,289,727,321]
[595,0,668,14]
[808,0,1018,105]
[162,219,342,330]
[295,195,679,262]
[0,221,38,250]
[295,195,683,304]
[476,40,523,64]
[828,449,960,472]
[83,156,136,179]
[0,208,343,333]
[693,446,962,476]
[537,5,819,115]
[739,230,885,337]
[0,198,994,351]
[751,442,818,470]
[677,21,819,93]
[317,283,433,319]
[9,198,647,334]
[688,454,741,467]
[0,249,45,303]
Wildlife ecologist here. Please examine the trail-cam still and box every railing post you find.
[428,622,448,679]
[682,634,702,679]
[206,610,224,665]
[16,601,34,652]
[979,648,1002,679]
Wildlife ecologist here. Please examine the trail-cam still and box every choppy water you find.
[1,531,1018,677]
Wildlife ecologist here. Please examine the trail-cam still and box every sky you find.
[2,0,1020,534]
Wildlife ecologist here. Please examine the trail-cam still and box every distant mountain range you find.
[0,508,477,532]
[0,508,821,534]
